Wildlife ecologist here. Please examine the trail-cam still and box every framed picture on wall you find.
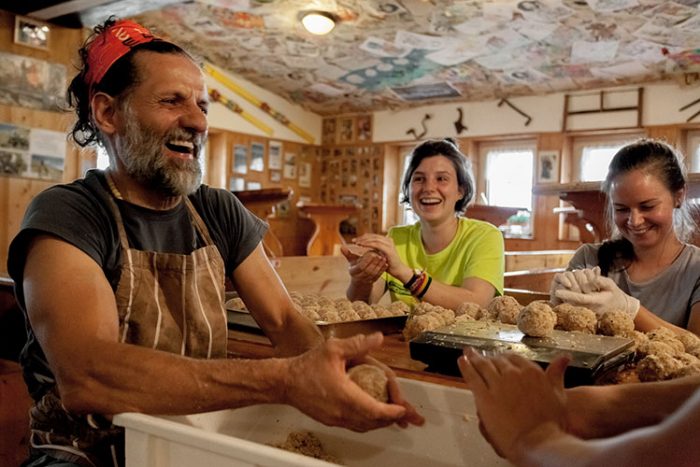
[298,162,312,187]
[268,141,282,170]
[269,170,281,182]
[250,142,264,172]
[229,177,245,191]
[536,150,560,184]
[14,16,50,51]
[338,117,355,144]
[233,144,247,174]
[283,152,296,179]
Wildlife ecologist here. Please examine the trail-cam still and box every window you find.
[687,130,700,173]
[572,133,643,182]
[477,140,535,238]
[485,148,534,209]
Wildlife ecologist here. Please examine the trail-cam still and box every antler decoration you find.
[454,107,468,134]
[497,98,532,126]
[406,114,432,140]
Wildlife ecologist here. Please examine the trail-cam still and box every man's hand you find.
[554,276,640,319]
[283,333,423,432]
[458,348,570,462]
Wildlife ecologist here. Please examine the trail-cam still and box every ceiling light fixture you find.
[300,10,336,35]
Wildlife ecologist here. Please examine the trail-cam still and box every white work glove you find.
[549,267,601,305]
[554,276,640,319]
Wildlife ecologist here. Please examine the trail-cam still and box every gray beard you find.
[117,112,203,197]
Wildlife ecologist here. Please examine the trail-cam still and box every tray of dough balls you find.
[225,291,409,339]
[407,297,639,386]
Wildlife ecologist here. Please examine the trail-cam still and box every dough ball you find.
[274,431,339,463]
[486,296,522,325]
[388,301,410,315]
[646,328,685,354]
[672,362,700,379]
[677,331,700,353]
[455,302,482,320]
[636,340,677,358]
[347,364,389,402]
[555,305,597,334]
[623,330,649,352]
[597,310,634,337]
[225,297,247,311]
[517,301,556,337]
[403,313,442,341]
[637,353,683,382]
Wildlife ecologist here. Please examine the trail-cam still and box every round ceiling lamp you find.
[300,11,336,35]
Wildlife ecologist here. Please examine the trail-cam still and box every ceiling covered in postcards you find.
[15,0,700,115]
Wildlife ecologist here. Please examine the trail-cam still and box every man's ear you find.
[91,92,119,136]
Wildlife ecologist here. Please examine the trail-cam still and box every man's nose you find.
[180,102,208,134]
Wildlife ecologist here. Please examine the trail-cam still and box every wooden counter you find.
[227,329,466,389]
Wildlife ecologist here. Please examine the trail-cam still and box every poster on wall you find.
[250,142,264,172]
[536,150,560,184]
[0,122,64,180]
[268,141,282,170]
[283,152,296,179]
[0,52,66,111]
[28,128,65,180]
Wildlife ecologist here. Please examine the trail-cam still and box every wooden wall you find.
[0,12,84,276]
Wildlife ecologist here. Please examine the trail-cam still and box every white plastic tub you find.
[113,378,507,466]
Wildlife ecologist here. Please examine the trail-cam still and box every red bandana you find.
[85,20,158,90]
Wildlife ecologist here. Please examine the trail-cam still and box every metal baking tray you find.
[409,320,635,387]
[227,309,407,339]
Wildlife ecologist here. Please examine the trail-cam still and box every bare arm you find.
[515,388,700,467]
[22,235,411,430]
[460,349,700,467]
[634,304,687,333]
[564,375,700,439]
[232,243,323,356]
[352,234,495,308]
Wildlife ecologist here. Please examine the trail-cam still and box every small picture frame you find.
[338,117,355,144]
[537,150,560,184]
[14,16,50,51]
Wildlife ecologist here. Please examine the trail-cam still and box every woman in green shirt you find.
[343,138,504,310]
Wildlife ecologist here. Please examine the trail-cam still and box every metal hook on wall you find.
[454,107,468,134]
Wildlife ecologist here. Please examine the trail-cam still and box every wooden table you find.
[233,188,292,257]
[297,203,359,256]
[227,329,466,389]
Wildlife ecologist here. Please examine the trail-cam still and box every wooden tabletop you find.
[227,329,467,389]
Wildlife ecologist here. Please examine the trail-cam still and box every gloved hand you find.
[554,275,639,319]
[549,267,601,305]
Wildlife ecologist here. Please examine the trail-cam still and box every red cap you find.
[85,20,158,91]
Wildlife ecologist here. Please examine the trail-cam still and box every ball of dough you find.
[646,328,685,354]
[677,331,700,353]
[388,301,410,316]
[456,302,482,320]
[517,301,556,337]
[555,305,597,334]
[486,296,522,325]
[637,353,683,382]
[347,364,389,402]
[597,310,634,337]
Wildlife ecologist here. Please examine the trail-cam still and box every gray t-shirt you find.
[568,243,700,328]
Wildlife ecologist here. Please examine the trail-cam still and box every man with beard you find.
[8,19,422,467]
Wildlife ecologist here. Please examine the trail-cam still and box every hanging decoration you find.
[454,107,468,134]
[204,63,315,143]
[406,113,432,140]
[208,89,273,135]
[497,98,532,126]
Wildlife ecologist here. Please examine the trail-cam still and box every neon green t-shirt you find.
[384,217,505,305]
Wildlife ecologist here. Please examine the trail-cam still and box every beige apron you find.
[28,178,228,467]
